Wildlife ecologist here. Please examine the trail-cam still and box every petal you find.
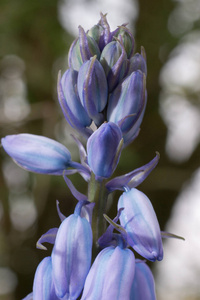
[118,188,163,261]
[36,228,58,250]
[1,134,72,175]
[33,257,59,300]
[106,152,160,192]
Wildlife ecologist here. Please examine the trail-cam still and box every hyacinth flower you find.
[1,133,90,176]
[87,122,123,178]
[1,13,185,300]
[81,212,135,300]
[118,187,163,261]
[51,200,93,300]
[131,259,156,300]
[77,56,108,126]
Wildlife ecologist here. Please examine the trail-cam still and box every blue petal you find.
[36,228,58,250]
[33,257,59,300]
[52,213,92,299]
[106,152,160,192]
[81,245,135,300]
[118,188,163,261]
[1,134,72,175]
[131,260,156,300]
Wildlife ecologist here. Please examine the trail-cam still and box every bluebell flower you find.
[32,256,58,300]
[118,188,163,261]
[107,70,146,145]
[100,39,127,92]
[131,259,156,299]
[126,47,147,77]
[87,122,123,178]
[68,26,100,71]
[80,241,135,300]
[77,55,108,125]
[1,134,72,175]
[58,69,92,138]
[51,201,93,299]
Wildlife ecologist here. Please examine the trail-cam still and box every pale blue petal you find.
[1,134,72,175]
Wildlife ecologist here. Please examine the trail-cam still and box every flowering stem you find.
[88,173,107,250]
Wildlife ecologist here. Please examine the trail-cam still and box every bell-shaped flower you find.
[58,69,92,138]
[81,240,135,300]
[131,260,156,300]
[100,39,127,92]
[68,26,100,71]
[51,201,93,300]
[77,56,108,126]
[107,70,146,138]
[32,256,59,300]
[1,134,74,175]
[118,188,163,261]
[87,122,123,178]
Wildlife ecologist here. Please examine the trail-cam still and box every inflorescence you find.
[1,13,183,300]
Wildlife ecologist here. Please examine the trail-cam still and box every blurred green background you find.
[0,0,200,299]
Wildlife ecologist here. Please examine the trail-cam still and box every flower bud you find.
[77,56,108,125]
[118,188,163,261]
[52,201,93,299]
[131,260,156,299]
[100,40,127,92]
[68,26,100,71]
[81,245,135,300]
[33,256,58,300]
[1,134,72,175]
[87,122,123,178]
[107,70,146,137]
[114,26,135,58]
[126,51,147,77]
[58,69,92,135]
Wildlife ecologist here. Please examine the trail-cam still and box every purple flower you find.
[100,39,127,92]
[58,69,92,138]
[131,260,156,299]
[81,244,135,300]
[32,256,59,300]
[68,26,100,71]
[77,56,108,126]
[107,70,146,145]
[51,201,93,299]
[1,134,72,175]
[118,188,163,261]
[87,122,123,178]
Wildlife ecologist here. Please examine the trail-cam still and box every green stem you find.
[88,172,108,253]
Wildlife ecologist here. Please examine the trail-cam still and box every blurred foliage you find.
[0,0,199,299]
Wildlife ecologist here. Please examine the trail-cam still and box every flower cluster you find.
[1,13,182,300]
